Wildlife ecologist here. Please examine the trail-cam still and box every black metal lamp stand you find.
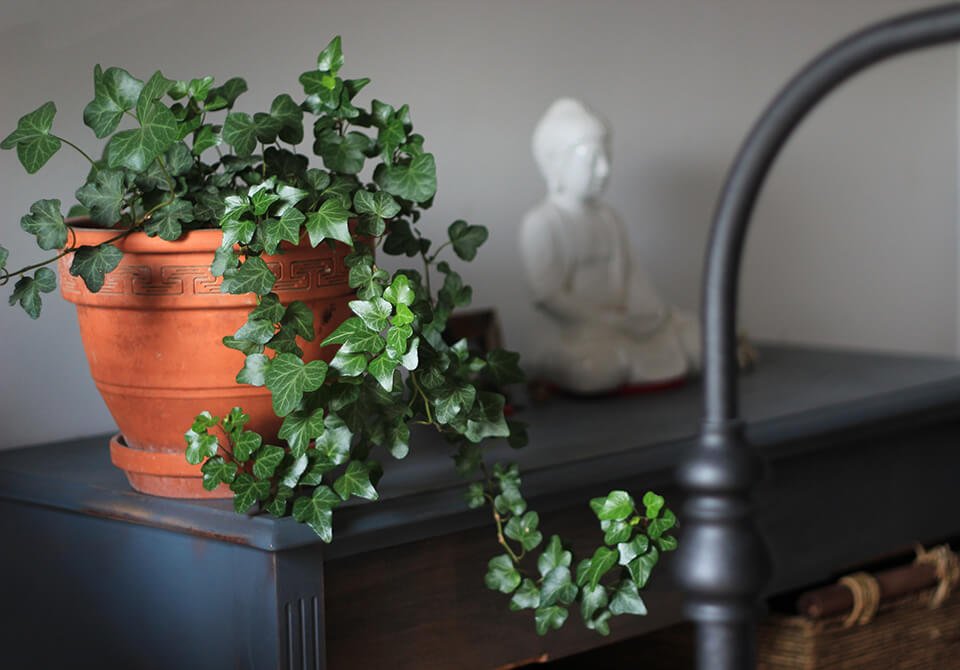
[676,4,960,668]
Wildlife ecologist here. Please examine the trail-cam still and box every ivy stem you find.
[156,156,176,194]
[485,492,523,564]
[409,371,434,425]
[427,241,451,263]
[0,227,138,286]
[52,135,96,166]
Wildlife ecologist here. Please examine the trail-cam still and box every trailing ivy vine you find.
[1,36,675,636]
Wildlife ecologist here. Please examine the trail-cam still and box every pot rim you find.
[66,218,226,254]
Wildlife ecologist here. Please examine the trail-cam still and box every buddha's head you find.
[532,98,611,201]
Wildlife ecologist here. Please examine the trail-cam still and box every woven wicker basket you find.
[757,587,960,669]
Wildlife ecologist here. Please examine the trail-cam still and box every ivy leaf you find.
[234,318,275,346]
[534,606,568,636]
[230,473,271,513]
[464,482,485,509]
[192,125,221,155]
[281,301,314,341]
[20,199,67,250]
[577,546,618,590]
[534,568,576,613]
[200,456,237,491]
[262,208,304,254]
[264,352,328,416]
[249,184,280,217]
[509,579,541,611]
[377,117,406,163]
[252,112,283,144]
[232,430,263,462]
[609,580,648,616]
[265,485,294,517]
[465,391,510,443]
[223,112,258,156]
[183,426,218,465]
[617,535,650,566]
[580,584,609,623]
[252,444,285,479]
[382,220,421,257]
[145,200,193,241]
[279,407,325,458]
[323,318,384,356]
[657,535,679,552]
[383,274,415,307]
[8,268,57,319]
[400,336,419,371]
[305,199,352,247]
[314,414,352,467]
[643,491,665,519]
[647,509,676,540]
[271,94,304,144]
[136,70,174,120]
[602,519,633,546]
[0,245,8,273]
[385,325,412,360]
[1,101,61,174]
[236,353,270,387]
[367,352,399,391]
[586,610,613,637]
[69,244,123,292]
[486,349,526,386]
[505,511,543,552]
[538,535,573,577]
[448,220,488,261]
[353,189,400,220]
[83,65,143,138]
[292,485,340,542]
[349,297,392,332]
[280,456,308,489]
[626,546,660,588]
[494,487,526,517]
[165,141,194,176]
[248,293,284,323]
[330,349,368,377]
[484,555,521,594]
[105,101,178,172]
[374,153,437,203]
[75,170,125,226]
[333,460,380,501]
[316,36,345,73]
[205,77,248,111]
[317,131,369,175]
[221,256,277,295]
[434,382,476,425]
[589,490,635,522]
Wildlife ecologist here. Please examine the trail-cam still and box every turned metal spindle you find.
[675,4,960,668]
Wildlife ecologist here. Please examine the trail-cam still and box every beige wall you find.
[0,0,956,448]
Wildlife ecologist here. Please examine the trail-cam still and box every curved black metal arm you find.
[677,4,960,669]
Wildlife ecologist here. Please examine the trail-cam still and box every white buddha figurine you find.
[519,98,701,394]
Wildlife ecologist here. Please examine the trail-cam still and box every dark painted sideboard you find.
[2,344,960,669]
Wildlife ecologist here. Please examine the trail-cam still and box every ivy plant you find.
[0,37,676,636]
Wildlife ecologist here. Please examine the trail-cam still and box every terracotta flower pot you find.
[58,225,354,499]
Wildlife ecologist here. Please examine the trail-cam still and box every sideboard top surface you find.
[2,344,959,554]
